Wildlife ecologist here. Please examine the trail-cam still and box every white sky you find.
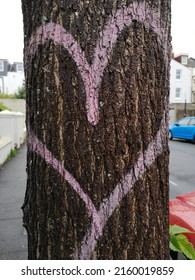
[0,0,23,62]
[0,0,195,63]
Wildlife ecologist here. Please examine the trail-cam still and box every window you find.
[176,69,181,80]
[178,118,190,126]
[181,56,188,65]
[0,61,4,72]
[17,64,23,72]
[189,118,195,126]
[175,88,181,98]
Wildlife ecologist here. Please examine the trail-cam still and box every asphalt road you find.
[169,139,195,199]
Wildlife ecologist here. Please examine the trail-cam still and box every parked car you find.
[169,116,195,142]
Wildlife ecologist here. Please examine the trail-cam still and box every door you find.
[188,118,195,140]
[172,118,191,139]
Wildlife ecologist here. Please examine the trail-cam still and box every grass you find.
[6,149,17,161]
[0,101,11,112]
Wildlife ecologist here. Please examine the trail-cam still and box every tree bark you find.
[22,0,171,259]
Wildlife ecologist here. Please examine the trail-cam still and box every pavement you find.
[0,143,27,260]
[0,141,186,261]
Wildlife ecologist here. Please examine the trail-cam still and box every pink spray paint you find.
[27,1,169,126]
[26,1,170,258]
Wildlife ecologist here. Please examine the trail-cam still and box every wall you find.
[5,72,25,94]
[0,60,8,93]
[169,103,195,124]
[0,60,8,77]
[0,110,26,165]
[0,138,12,165]
[170,59,191,104]
[0,59,24,94]
[0,99,26,114]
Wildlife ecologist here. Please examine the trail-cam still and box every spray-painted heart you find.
[28,112,167,259]
[27,1,169,126]
[27,1,169,259]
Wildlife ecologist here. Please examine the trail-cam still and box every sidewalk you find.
[0,143,27,259]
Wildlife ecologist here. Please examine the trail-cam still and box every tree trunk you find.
[22,0,171,259]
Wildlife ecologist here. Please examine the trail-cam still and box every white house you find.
[0,59,24,94]
[169,54,195,123]
[170,58,191,104]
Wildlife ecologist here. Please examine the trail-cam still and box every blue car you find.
[169,117,195,142]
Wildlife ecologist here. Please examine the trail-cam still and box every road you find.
[169,139,195,199]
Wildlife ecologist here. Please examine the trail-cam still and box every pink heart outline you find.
[79,110,168,259]
[27,132,101,236]
[26,1,169,126]
[26,1,170,259]
[27,109,168,259]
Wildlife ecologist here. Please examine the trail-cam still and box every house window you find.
[175,88,181,98]
[176,69,181,80]
[0,61,4,72]
[17,64,23,72]
[181,56,188,65]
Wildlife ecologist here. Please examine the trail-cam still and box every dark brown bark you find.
[22,0,171,259]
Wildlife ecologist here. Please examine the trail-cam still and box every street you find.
[0,140,194,259]
[169,139,195,199]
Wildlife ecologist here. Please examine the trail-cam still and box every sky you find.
[0,0,195,63]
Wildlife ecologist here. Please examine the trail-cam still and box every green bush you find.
[15,87,26,99]
[0,93,16,99]
[8,149,17,159]
[0,102,11,112]
[0,87,26,99]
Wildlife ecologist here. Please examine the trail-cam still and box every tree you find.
[22,0,171,259]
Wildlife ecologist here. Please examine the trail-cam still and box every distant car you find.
[169,116,195,142]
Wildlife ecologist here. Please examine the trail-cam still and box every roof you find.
[188,57,195,67]
[174,53,189,58]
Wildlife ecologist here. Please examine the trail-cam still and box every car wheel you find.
[169,131,173,140]
[193,135,195,144]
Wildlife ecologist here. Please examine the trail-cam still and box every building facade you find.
[0,59,24,94]
[170,57,191,104]
[170,54,195,123]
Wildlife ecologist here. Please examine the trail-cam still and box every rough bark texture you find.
[22,0,171,259]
